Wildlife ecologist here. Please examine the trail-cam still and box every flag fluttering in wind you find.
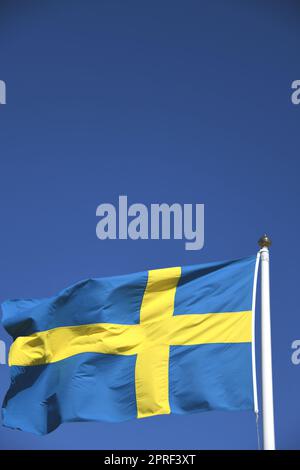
[2,256,258,435]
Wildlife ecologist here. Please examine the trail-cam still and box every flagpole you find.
[258,234,275,450]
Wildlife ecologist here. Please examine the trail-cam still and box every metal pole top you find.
[258,234,272,249]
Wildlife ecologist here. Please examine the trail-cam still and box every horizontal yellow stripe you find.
[9,311,251,367]
[168,311,252,345]
[9,323,142,366]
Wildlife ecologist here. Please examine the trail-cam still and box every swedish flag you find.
[2,256,257,435]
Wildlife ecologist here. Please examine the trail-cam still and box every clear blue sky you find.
[0,0,299,449]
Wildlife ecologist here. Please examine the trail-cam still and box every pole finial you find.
[258,234,272,248]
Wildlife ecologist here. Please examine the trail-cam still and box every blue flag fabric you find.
[2,256,257,435]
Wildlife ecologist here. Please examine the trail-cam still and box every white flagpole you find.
[258,234,275,450]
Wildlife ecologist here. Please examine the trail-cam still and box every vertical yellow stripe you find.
[135,267,181,418]
[135,346,170,418]
[139,267,181,324]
